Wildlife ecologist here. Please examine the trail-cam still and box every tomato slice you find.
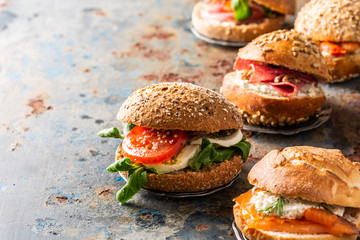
[320,41,347,56]
[122,126,188,164]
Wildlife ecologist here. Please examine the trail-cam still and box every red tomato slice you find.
[320,41,347,56]
[122,126,188,164]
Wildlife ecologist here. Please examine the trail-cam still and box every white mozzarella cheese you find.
[190,129,243,147]
[143,145,201,174]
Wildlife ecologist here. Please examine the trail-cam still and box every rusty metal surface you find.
[0,0,359,239]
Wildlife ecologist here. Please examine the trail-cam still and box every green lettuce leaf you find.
[189,136,251,171]
[262,5,274,18]
[116,167,147,203]
[231,0,252,21]
[122,122,136,135]
[97,127,123,139]
[106,157,139,173]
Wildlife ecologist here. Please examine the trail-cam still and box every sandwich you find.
[191,0,295,42]
[234,146,360,240]
[98,82,251,203]
[221,29,330,127]
[295,0,360,82]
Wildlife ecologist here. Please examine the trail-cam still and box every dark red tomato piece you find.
[320,41,347,56]
[122,126,188,164]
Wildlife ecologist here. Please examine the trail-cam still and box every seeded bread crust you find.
[233,204,357,240]
[116,144,244,192]
[191,2,285,43]
[324,51,360,83]
[117,82,243,133]
[294,0,360,42]
[221,72,326,127]
[248,146,360,208]
[255,0,296,15]
[236,29,331,81]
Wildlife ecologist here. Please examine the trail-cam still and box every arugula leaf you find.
[231,0,252,21]
[98,127,123,139]
[189,136,251,171]
[259,197,286,218]
[146,168,162,174]
[106,158,139,173]
[116,167,147,203]
[122,122,136,136]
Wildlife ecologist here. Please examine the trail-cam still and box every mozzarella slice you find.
[143,145,201,174]
[190,129,243,147]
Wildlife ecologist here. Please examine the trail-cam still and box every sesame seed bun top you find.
[254,0,296,15]
[117,82,243,133]
[294,0,360,42]
[236,29,331,81]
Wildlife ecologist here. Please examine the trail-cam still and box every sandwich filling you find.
[234,58,319,97]
[320,41,360,57]
[98,123,251,202]
[201,0,277,24]
[234,189,359,236]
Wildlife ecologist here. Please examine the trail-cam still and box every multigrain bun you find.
[191,2,285,42]
[294,0,360,82]
[248,146,360,208]
[255,0,296,15]
[221,72,325,127]
[324,52,360,82]
[117,82,243,133]
[116,144,244,192]
[236,29,331,81]
[294,0,360,42]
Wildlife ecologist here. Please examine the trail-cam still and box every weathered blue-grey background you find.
[0,0,359,239]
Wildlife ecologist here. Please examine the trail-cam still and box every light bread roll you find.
[248,146,360,208]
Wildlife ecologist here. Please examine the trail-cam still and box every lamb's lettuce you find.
[106,157,147,203]
[97,123,136,139]
[189,136,251,171]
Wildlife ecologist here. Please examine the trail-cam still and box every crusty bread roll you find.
[248,146,360,208]
[116,144,244,192]
[191,1,285,42]
[221,71,326,127]
[234,146,360,240]
[235,29,330,81]
[117,82,243,133]
[294,0,360,82]
[294,0,360,42]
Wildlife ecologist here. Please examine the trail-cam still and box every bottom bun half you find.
[116,144,244,192]
[221,72,326,127]
[325,51,360,83]
[233,202,357,240]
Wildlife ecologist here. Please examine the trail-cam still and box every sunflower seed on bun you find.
[98,82,251,203]
[221,30,329,127]
[295,0,360,82]
[234,146,360,240]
